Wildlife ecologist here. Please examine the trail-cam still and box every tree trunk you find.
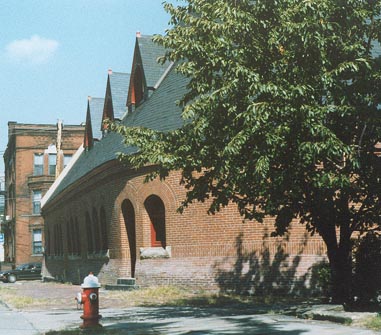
[326,239,352,303]
[317,193,353,303]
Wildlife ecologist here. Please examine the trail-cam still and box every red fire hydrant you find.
[76,272,102,328]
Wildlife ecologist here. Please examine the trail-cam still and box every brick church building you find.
[41,34,326,294]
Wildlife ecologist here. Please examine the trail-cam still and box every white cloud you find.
[5,35,59,64]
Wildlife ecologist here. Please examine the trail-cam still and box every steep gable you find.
[42,63,188,207]
[84,97,104,150]
[83,99,93,150]
[127,33,171,110]
[124,62,187,131]
[101,70,130,132]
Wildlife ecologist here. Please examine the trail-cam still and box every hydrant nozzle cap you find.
[81,273,101,288]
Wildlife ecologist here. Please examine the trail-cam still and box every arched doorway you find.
[122,199,136,277]
[144,195,166,248]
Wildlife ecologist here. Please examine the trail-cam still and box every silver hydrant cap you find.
[81,273,101,288]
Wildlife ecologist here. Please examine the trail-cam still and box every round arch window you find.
[144,195,166,248]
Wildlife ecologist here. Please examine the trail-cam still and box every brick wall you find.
[4,122,84,265]
[43,162,327,294]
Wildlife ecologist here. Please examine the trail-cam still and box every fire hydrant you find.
[75,272,102,328]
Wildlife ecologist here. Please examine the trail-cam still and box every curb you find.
[282,304,379,325]
[301,311,353,324]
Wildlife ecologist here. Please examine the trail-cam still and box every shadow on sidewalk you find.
[44,306,313,335]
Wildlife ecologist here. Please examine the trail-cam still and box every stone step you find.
[117,278,136,286]
[105,284,138,291]
[105,278,138,291]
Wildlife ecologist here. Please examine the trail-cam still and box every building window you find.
[54,224,63,256]
[92,208,101,253]
[63,154,72,168]
[100,207,108,252]
[34,154,43,175]
[48,154,56,175]
[86,212,94,254]
[75,217,81,255]
[32,190,42,214]
[144,195,166,248]
[32,229,43,254]
[67,221,73,254]
[45,227,51,256]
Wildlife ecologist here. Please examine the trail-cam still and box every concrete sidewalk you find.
[0,281,381,334]
[13,306,381,335]
[0,302,39,335]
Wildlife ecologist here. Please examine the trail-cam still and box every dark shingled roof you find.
[44,63,189,206]
[109,72,130,120]
[138,35,170,88]
[89,97,104,140]
[123,64,187,131]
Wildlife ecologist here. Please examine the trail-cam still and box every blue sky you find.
[0,0,173,174]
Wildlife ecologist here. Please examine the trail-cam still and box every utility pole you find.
[55,120,63,179]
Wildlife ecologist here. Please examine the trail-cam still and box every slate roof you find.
[43,62,189,206]
[88,97,104,140]
[109,72,130,120]
[138,35,171,88]
[123,63,187,131]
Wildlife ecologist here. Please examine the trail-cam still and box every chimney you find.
[136,31,141,38]
[108,68,112,75]
[87,96,92,102]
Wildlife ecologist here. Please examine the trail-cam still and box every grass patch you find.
[361,315,381,330]
[0,282,307,312]
[10,296,41,309]
[103,285,198,307]
[0,286,46,309]
[103,285,288,310]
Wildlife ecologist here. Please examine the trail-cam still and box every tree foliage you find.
[111,0,381,300]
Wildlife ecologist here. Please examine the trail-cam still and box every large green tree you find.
[111,0,381,302]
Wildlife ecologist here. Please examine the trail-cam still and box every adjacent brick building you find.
[3,122,84,265]
[41,34,327,294]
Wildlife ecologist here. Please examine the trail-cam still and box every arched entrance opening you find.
[122,199,136,277]
[144,195,166,248]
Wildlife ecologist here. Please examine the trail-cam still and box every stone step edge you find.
[105,284,139,291]
[117,278,136,285]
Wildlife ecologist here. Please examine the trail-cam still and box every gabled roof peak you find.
[102,70,130,124]
[108,70,129,76]
[127,34,170,108]
[85,96,104,147]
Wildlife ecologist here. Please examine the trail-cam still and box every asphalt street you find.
[1,304,381,335]
[0,302,38,335]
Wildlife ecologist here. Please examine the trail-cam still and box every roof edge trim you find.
[41,144,85,209]
[154,61,175,90]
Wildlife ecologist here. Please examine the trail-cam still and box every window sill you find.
[68,254,82,260]
[87,250,109,260]
[47,255,64,260]
[140,246,171,259]
[21,214,42,217]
